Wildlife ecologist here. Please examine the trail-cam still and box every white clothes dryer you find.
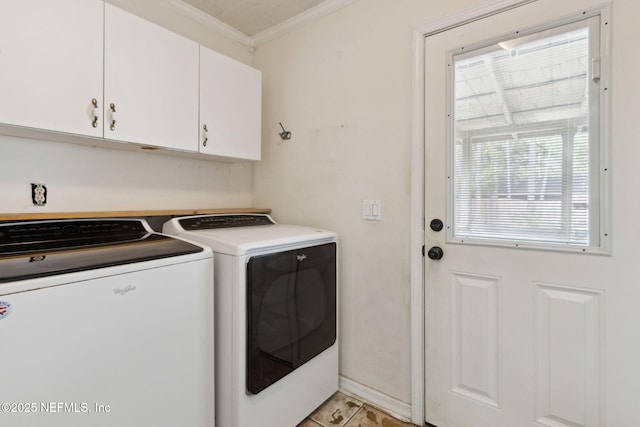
[163,214,338,427]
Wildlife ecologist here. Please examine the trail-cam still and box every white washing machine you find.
[163,214,338,427]
[0,218,214,427]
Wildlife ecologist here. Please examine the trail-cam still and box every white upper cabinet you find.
[0,1,259,160]
[199,45,261,161]
[0,0,104,137]
[104,4,199,151]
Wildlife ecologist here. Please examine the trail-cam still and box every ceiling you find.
[181,0,327,36]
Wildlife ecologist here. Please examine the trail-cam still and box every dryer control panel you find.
[179,214,275,230]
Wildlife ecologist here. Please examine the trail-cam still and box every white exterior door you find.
[424,0,640,426]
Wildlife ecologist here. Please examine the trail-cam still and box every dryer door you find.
[246,242,336,394]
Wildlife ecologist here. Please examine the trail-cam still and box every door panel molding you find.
[451,272,500,408]
[534,283,604,427]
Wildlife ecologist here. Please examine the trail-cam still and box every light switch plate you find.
[363,200,381,221]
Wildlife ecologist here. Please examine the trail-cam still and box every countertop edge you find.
[0,208,272,222]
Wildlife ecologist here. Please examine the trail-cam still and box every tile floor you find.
[297,391,418,427]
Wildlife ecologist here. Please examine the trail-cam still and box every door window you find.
[449,16,607,251]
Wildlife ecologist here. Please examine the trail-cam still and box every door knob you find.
[427,246,444,260]
[430,218,444,232]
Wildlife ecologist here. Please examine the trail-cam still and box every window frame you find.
[445,6,611,254]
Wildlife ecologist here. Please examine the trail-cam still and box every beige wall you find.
[0,136,252,213]
[253,0,480,403]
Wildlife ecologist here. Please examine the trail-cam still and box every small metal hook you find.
[278,122,292,140]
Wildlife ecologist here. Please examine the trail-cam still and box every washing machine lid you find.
[163,214,337,255]
[0,219,205,283]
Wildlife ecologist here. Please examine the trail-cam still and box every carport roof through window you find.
[450,16,603,249]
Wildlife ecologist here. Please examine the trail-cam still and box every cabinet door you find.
[104,4,198,151]
[0,0,103,137]
[199,46,261,160]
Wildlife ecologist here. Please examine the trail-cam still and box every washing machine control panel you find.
[0,219,205,283]
[178,214,275,230]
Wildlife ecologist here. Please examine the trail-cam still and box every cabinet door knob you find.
[91,98,99,128]
[109,103,117,131]
[202,124,209,147]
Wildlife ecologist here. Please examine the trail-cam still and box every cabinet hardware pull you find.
[91,98,99,128]
[109,103,117,131]
[202,124,208,147]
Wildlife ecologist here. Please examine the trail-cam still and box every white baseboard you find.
[339,376,412,422]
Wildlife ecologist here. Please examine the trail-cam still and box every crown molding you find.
[162,0,254,48]
[252,0,358,46]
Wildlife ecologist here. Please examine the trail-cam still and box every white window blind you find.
[450,16,602,248]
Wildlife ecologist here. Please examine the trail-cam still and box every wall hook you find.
[278,122,292,140]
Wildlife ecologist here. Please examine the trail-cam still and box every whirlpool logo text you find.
[113,285,137,296]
